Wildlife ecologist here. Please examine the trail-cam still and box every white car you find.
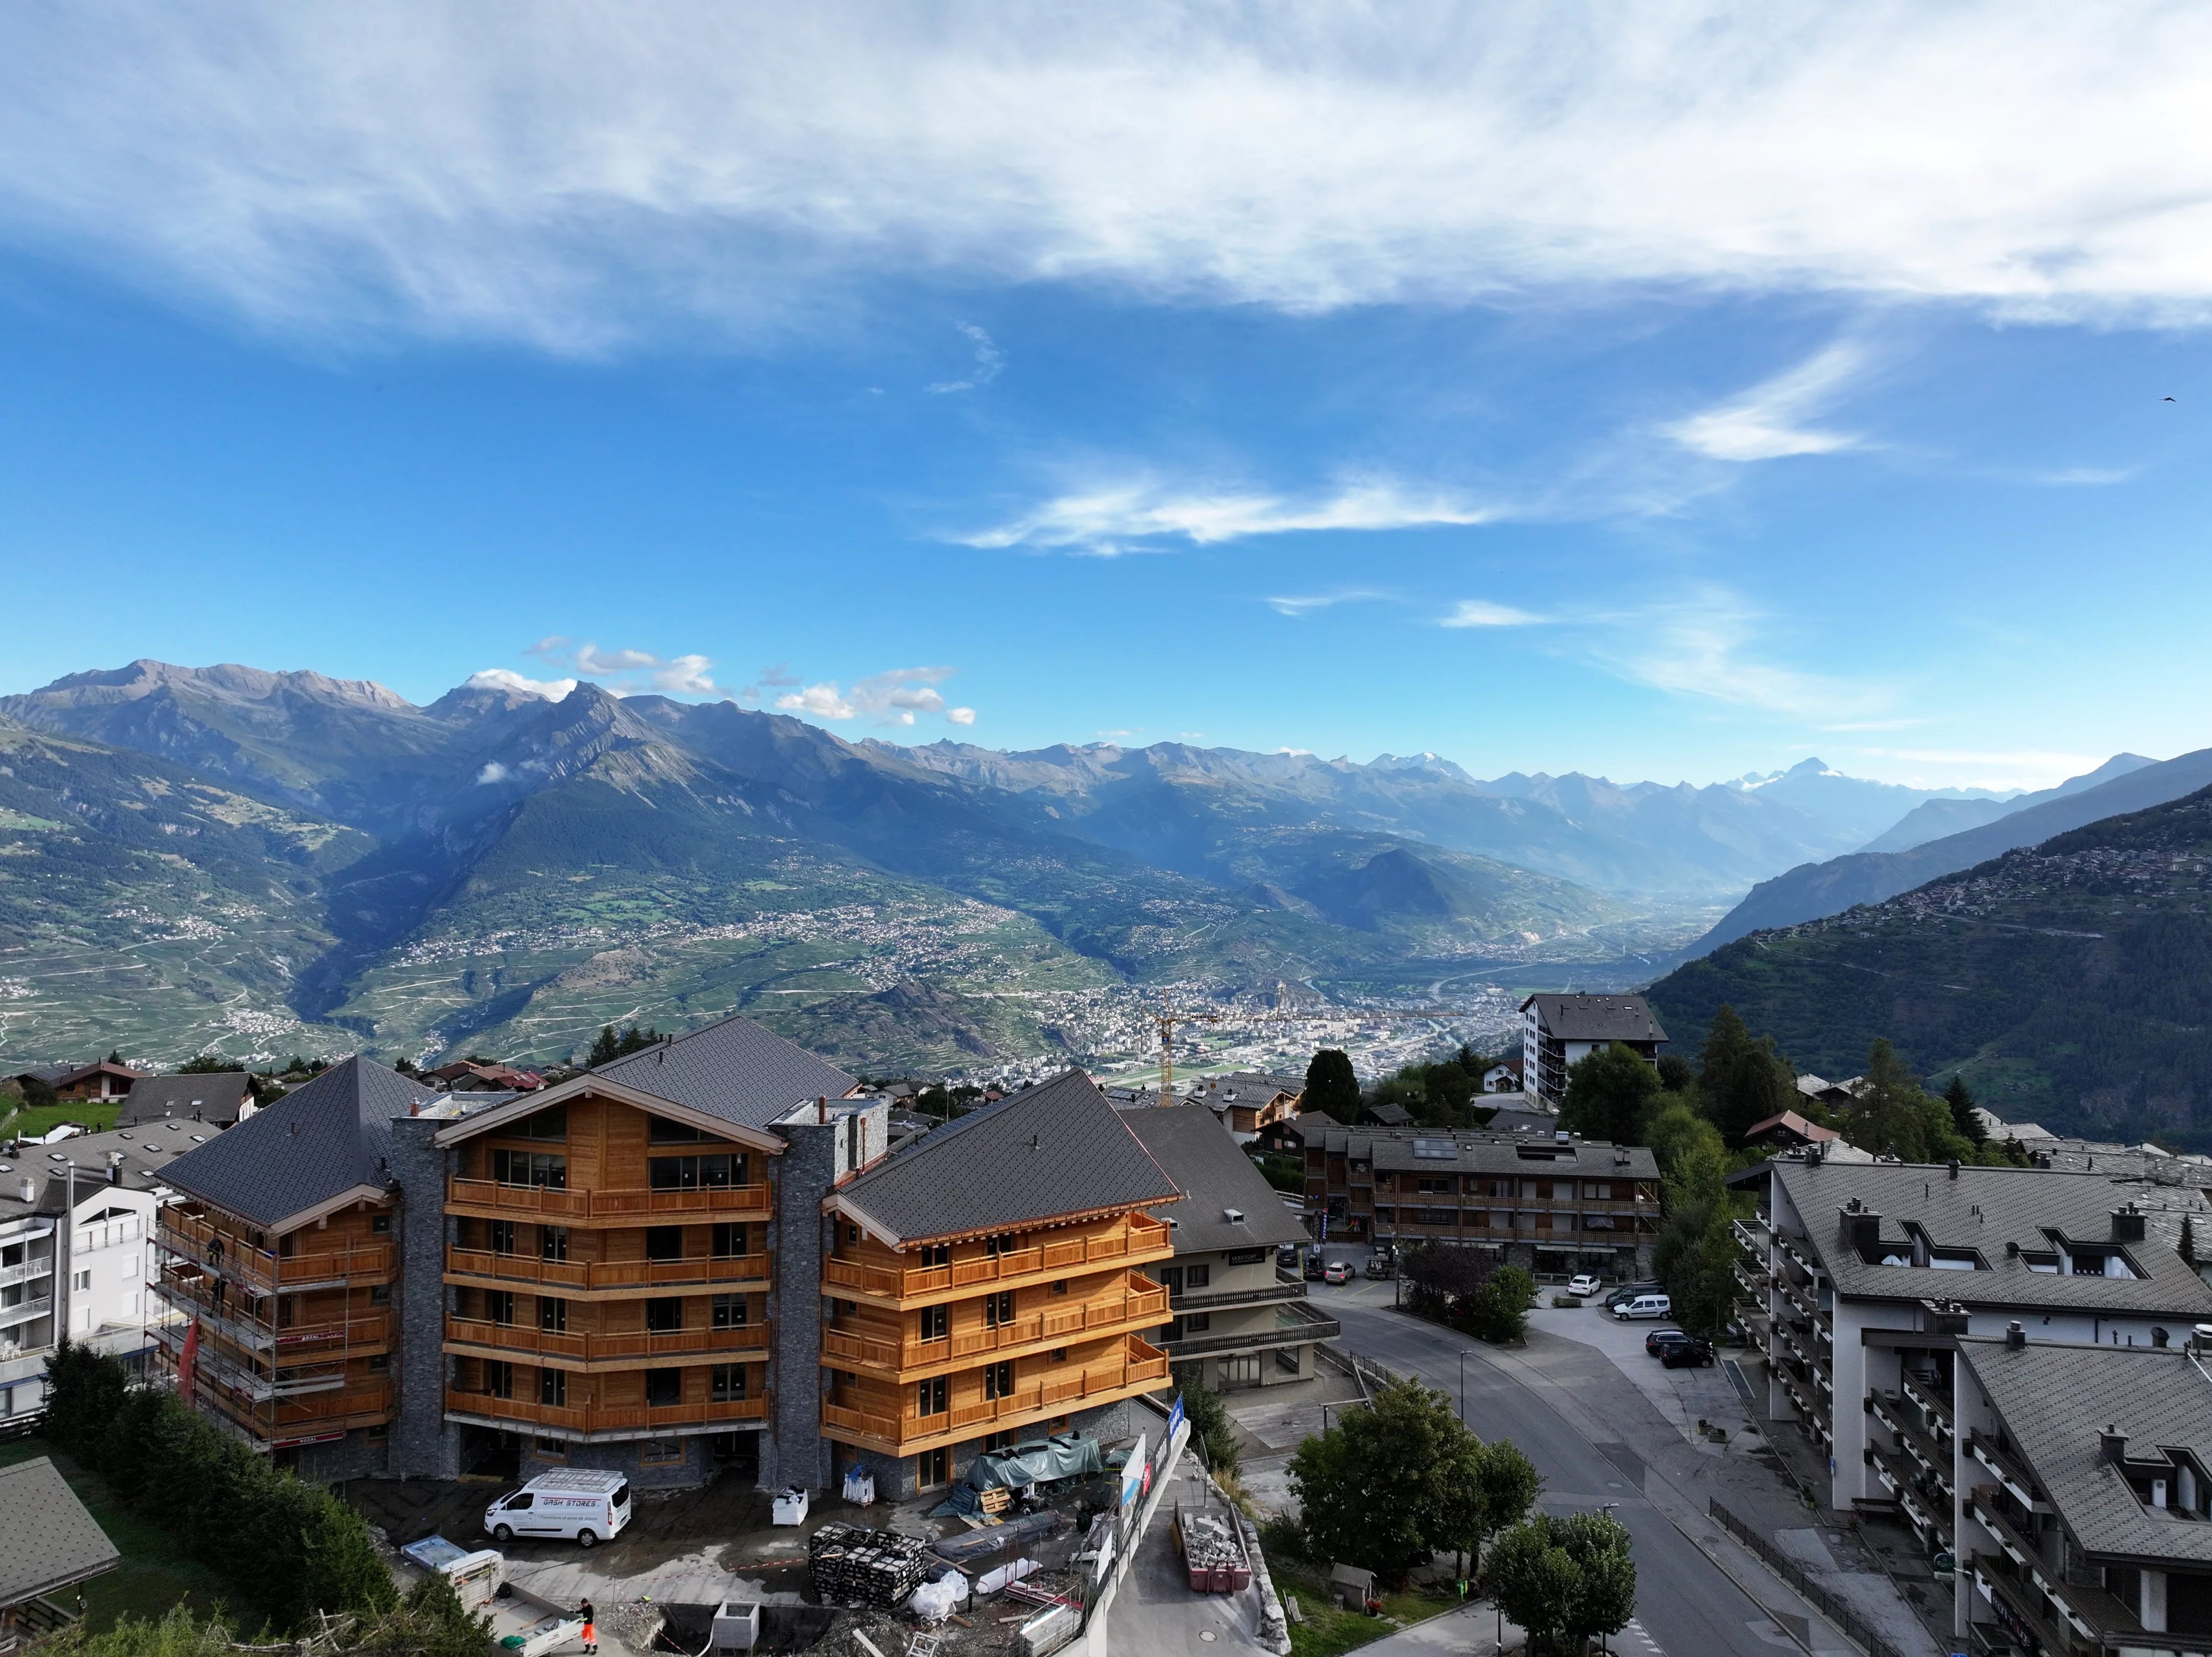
[1612,1293,1673,1321]
[1566,1274,1603,1298]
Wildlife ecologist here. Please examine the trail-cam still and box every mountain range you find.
[1644,782,2212,1150]
[0,658,2116,1075]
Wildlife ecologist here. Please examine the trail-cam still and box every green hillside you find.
[1644,786,2212,1148]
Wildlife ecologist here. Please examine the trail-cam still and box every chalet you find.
[1743,1110,1842,1151]
[8,1062,143,1105]
[118,1071,255,1128]
[427,1061,545,1093]
[1518,995,1666,1110]
[1185,1072,1303,1142]
[1482,1055,1525,1093]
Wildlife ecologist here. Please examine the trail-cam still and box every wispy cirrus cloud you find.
[960,477,1495,554]
[1579,587,1891,721]
[1665,344,1865,462]
[926,322,1004,394]
[1265,589,1391,617]
[523,638,720,696]
[1439,600,1541,628]
[775,665,976,728]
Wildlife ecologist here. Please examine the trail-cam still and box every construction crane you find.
[1151,999,1475,1106]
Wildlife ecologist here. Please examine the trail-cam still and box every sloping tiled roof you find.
[159,1057,437,1228]
[1772,1160,2212,1318]
[1521,993,1668,1044]
[1957,1337,2212,1565]
[1309,1125,1660,1180]
[0,1457,119,1603]
[118,1071,252,1125]
[1745,1110,1841,1144]
[586,1013,857,1130]
[838,1069,1181,1244]
[1116,1103,1309,1253]
[0,1119,220,1222]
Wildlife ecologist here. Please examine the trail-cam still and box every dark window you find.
[370,1213,392,1234]
[983,1429,1016,1452]
[645,1297,683,1331]
[491,1149,567,1188]
[649,1153,745,1190]
[278,1233,296,1259]
[539,1368,567,1406]
[648,1117,706,1143]
[483,1360,514,1399]
[2170,1572,2212,1636]
[1050,1347,1068,1361]
[645,1369,683,1407]
[984,1360,1015,1399]
[535,1437,567,1458]
[488,1218,517,1255]
[485,1289,515,1325]
[519,1107,567,1141]
[919,1305,949,1342]
[711,1294,747,1329]
[369,1283,392,1304]
[917,1377,948,1416]
[710,1363,746,1402]
[539,1297,567,1333]
[983,1291,1014,1328]
[640,1438,683,1465]
[368,1353,390,1371]
[917,1446,949,1489]
[919,1243,951,1268]
[541,1225,569,1261]
[1184,1312,1211,1334]
[983,1233,1019,1257]
[646,1226,684,1261]
[711,1223,746,1258]
[1051,1280,1068,1295]
[1186,1263,1211,1288]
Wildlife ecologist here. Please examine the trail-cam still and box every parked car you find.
[1302,1249,1325,1281]
[1613,1292,1673,1321]
[1566,1274,1603,1298]
[1644,1327,1695,1357]
[1365,1250,1396,1279]
[1323,1260,1353,1284]
[1278,1243,1302,1272]
[1605,1280,1664,1310]
[484,1469,631,1547]
[1661,1337,1717,1369]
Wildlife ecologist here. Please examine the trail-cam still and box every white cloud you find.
[774,665,975,727]
[8,8,2212,348]
[1266,589,1389,617]
[475,761,511,784]
[1849,746,2108,790]
[464,667,578,700]
[963,477,1494,554]
[528,638,719,696]
[926,322,1004,394]
[1665,344,1864,462]
[1440,599,1541,628]
[1590,588,1889,721]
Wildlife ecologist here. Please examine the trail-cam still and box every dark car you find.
[1607,1281,1664,1311]
[1302,1249,1325,1281]
[1660,1337,1717,1369]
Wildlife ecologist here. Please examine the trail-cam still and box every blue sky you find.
[3,4,2210,792]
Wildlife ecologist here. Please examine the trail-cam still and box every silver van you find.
[1611,1292,1673,1321]
[484,1468,632,1547]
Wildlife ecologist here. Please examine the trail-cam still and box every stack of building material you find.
[807,1524,932,1608]
[1175,1508,1250,1592]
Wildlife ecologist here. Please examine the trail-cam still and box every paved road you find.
[1331,1295,1837,1657]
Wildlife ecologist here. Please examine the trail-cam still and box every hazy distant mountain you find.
[1692,750,2209,951]
[1854,753,2153,854]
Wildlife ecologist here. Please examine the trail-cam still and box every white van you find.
[484,1469,632,1547]
[1612,1293,1673,1321]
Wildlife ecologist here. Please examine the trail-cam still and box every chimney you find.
[2006,1320,2026,1349]
[15,1179,31,1203]
[2112,1205,2147,1243]
[2102,1426,2130,1465]
[1224,1208,1244,1225]
[1841,1205,1883,1257]
[2194,1324,2212,1354]
[818,1095,828,1124]
[1948,1159,1961,1180]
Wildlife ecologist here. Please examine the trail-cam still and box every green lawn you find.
[1,1100,123,1140]
[1276,1564,1460,1657]
[0,1438,227,1631]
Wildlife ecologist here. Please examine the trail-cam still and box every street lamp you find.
[1458,1350,1471,1424]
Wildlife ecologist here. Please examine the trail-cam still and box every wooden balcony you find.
[445,1248,770,1296]
[820,1335,1171,1455]
[444,1317,769,1369]
[442,1388,770,1440]
[445,1176,772,1223]
[150,1270,393,1357]
[160,1213,393,1291]
[819,1273,1170,1377]
[822,1215,1173,1306]
[190,1373,395,1448]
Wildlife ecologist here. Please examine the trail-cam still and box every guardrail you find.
[1709,1499,1909,1657]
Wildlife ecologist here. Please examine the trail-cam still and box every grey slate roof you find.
[588,1013,857,1130]
[1115,1103,1309,1253]
[1310,1125,1660,1180]
[118,1071,253,1126]
[839,1069,1181,1244]
[0,1457,119,1604]
[1955,1337,2212,1565]
[159,1057,438,1228]
[0,1119,217,1221]
[1521,993,1668,1044]
[1772,1160,2212,1318]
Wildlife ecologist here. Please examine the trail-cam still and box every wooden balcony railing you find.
[446,1177,772,1222]
[444,1317,770,1365]
[151,1273,393,1355]
[160,1214,393,1291]
[823,1215,1172,1303]
[820,1336,1170,1450]
[446,1249,770,1293]
[443,1388,769,1436]
[819,1274,1170,1374]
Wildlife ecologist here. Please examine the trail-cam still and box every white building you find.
[0,1120,210,1428]
[1518,993,1667,1110]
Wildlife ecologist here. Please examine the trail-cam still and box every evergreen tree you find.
[1696,1005,1791,1145]
[1944,1075,1988,1146]
[106,1048,125,1066]
[1560,1043,1661,1144]
[1303,1049,1361,1119]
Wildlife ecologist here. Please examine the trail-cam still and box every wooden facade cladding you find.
[822,1213,1173,1307]
[819,1268,1168,1379]
[151,1199,399,1449]
[821,1331,1170,1457]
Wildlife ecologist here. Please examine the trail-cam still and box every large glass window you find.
[712,1294,747,1329]
[541,1225,569,1261]
[649,1153,746,1190]
[538,1368,566,1406]
[518,1108,567,1141]
[645,1370,683,1407]
[491,1149,566,1188]
[645,1297,683,1331]
[711,1223,747,1258]
[710,1364,746,1402]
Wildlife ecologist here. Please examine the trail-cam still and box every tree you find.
[1486,1512,1636,1655]
[178,1054,234,1074]
[1434,1439,1542,1578]
[1172,1365,1241,1476]
[1421,1061,1476,1124]
[585,1023,664,1067]
[1289,1378,1489,1580]
[1696,1005,1793,1145]
[105,1048,125,1066]
[1648,1103,1744,1336]
[1468,1266,1536,1343]
[1304,1049,1361,1119]
[1943,1075,1988,1146]
[1401,1241,1495,1321]
[1560,1044,1661,1145]
[1656,1054,1695,1094]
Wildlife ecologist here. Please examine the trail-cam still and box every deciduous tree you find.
[1304,1048,1361,1119]
[1561,1043,1661,1145]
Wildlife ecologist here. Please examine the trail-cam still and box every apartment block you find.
[1519,993,1667,1111]
[1299,1122,1661,1276]
[1734,1154,2212,1524]
[1117,1101,1337,1388]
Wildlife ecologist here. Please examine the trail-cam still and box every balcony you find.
[160,1214,393,1292]
[823,1215,1173,1306]
[0,1294,54,1330]
[445,1176,772,1223]
[1163,1301,1341,1361]
[821,1335,1171,1454]
[444,1317,770,1368]
[151,1270,393,1356]
[1169,1271,1309,1313]
[443,1387,769,1440]
[1868,1439,1953,1550]
[1733,1216,1771,1255]
[820,1273,1170,1377]
[0,1257,53,1291]
[1870,1394,1952,1492]
[1968,1432,2046,1512]
[445,1248,770,1295]
[1901,1372,1954,1435]
[1972,1554,2085,1657]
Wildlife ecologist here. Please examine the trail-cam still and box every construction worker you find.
[578,1601,596,1655]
